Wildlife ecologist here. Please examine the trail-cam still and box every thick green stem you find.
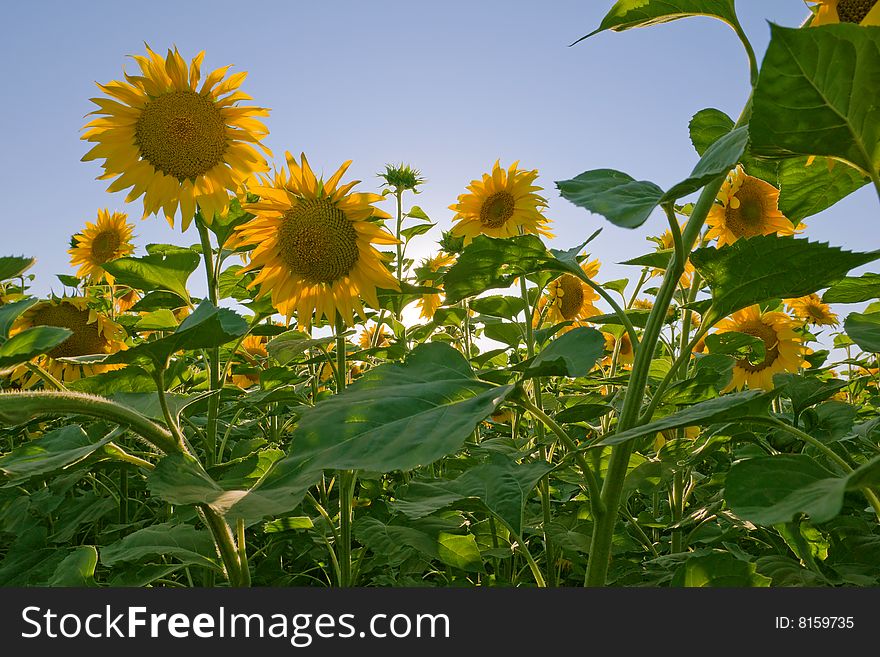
[236,519,251,587]
[196,218,221,467]
[333,315,356,586]
[201,506,242,586]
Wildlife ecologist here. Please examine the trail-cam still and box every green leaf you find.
[691,236,880,324]
[393,454,553,535]
[101,250,200,302]
[129,291,189,313]
[0,425,114,485]
[671,552,771,587]
[555,403,614,424]
[290,342,514,472]
[100,523,222,571]
[437,532,484,573]
[750,23,880,176]
[48,546,98,587]
[469,295,526,319]
[704,331,765,361]
[585,309,653,328]
[353,516,439,566]
[556,169,664,229]
[0,297,38,340]
[598,389,775,446]
[824,273,880,303]
[689,108,735,156]
[0,326,72,369]
[620,249,674,269]
[204,198,254,247]
[134,309,179,331]
[267,330,335,365]
[218,265,256,301]
[845,312,880,353]
[725,455,846,525]
[661,126,749,202]
[147,452,229,508]
[514,327,606,378]
[777,157,868,223]
[406,206,431,222]
[576,0,738,41]
[772,373,848,415]
[442,234,563,304]
[56,274,81,288]
[0,256,35,281]
[67,366,156,395]
[400,223,436,240]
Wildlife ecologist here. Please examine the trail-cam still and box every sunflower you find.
[235,153,399,329]
[358,322,391,349]
[784,294,839,326]
[7,297,127,387]
[711,305,807,391]
[416,252,456,320]
[809,0,880,25]
[705,166,798,247]
[537,259,602,328]
[82,45,271,231]
[114,287,141,314]
[68,209,135,283]
[449,160,552,243]
[230,334,268,389]
[649,222,695,287]
[602,330,635,368]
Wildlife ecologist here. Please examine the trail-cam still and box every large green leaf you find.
[845,311,880,353]
[598,389,776,446]
[0,326,72,369]
[437,533,484,573]
[750,23,880,176]
[688,108,777,183]
[661,126,749,202]
[575,0,738,41]
[514,327,606,378]
[101,250,200,303]
[724,455,846,525]
[0,425,114,485]
[772,373,848,415]
[48,546,98,587]
[0,256,35,282]
[556,169,664,229]
[353,516,440,566]
[0,297,39,341]
[690,236,880,325]
[443,235,564,304]
[100,522,222,571]
[290,342,514,472]
[204,198,254,248]
[671,552,771,587]
[823,273,880,303]
[267,330,336,365]
[777,157,869,222]
[392,454,553,535]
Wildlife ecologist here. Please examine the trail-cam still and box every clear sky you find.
[2,1,875,323]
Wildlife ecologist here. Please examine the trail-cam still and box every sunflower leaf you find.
[597,389,776,446]
[0,326,72,369]
[844,312,880,353]
[691,236,880,325]
[772,373,849,415]
[824,273,880,304]
[688,108,778,183]
[443,235,566,304]
[513,327,606,379]
[750,23,880,176]
[0,425,114,485]
[0,256,36,282]
[101,251,200,303]
[575,0,739,43]
[100,522,222,572]
[0,297,39,341]
[661,126,749,202]
[777,157,869,223]
[556,169,664,229]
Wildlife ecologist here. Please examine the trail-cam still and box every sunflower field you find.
[1,0,880,590]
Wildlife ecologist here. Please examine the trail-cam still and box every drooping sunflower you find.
[235,153,399,329]
[449,160,552,243]
[712,305,807,391]
[705,166,798,247]
[809,0,880,25]
[68,209,135,283]
[358,322,391,349]
[230,334,268,389]
[536,259,602,328]
[649,222,695,287]
[416,252,456,320]
[7,297,127,387]
[601,329,635,369]
[82,45,271,231]
[784,293,839,326]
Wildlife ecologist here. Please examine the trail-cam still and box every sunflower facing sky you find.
[8,297,127,387]
[235,153,399,329]
[784,294,840,326]
[68,209,135,283]
[712,305,807,391]
[449,160,552,243]
[810,0,880,25]
[705,166,798,247]
[537,259,602,328]
[82,45,271,231]
[416,252,455,320]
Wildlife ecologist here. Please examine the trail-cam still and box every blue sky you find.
[2,1,875,326]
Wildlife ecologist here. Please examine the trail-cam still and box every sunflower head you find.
[7,297,127,387]
[379,163,425,192]
[358,323,392,349]
[82,45,271,231]
[68,209,135,283]
[539,259,601,328]
[712,305,807,391]
[601,329,635,369]
[810,0,880,25]
[230,334,268,389]
[235,153,399,330]
[649,222,694,287]
[784,294,839,326]
[449,160,551,244]
[415,252,456,320]
[705,166,799,247]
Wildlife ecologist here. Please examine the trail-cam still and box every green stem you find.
[507,524,546,588]
[196,217,221,467]
[334,314,356,587]
[156,365,187,448]
[24,362,67,391]
[578,274,640,351]
[236,519,251,587]
[201,506,242,586]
